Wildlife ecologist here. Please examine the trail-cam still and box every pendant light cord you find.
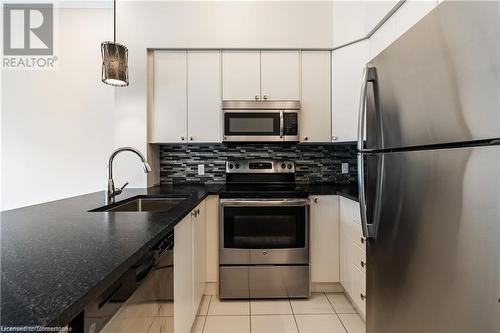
[113,0,116,42]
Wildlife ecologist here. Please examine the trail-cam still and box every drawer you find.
[351,222,365,250]
[349,264,366,316]
[351,243,366,274]
[352,201,361,224]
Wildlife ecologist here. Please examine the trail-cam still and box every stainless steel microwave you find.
[222,100,300,142]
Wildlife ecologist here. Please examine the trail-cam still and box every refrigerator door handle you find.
[357,152,369,238]
[358,66,383,153]
[358,152,385,240]
[357,67,368,152]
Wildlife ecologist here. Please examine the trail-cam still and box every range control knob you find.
[228,164,234,169]
[281,163,286,169]
[287,164,292,169]
[235,163,240,169]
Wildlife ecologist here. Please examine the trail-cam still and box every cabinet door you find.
[260,50,300,100]
[332,41,370,142]
[222,50,260,100]
[310,195,340,283]
[187,51,221,143]
[300,51,331,142]
[339,197,350,289]
[153,51,187,143]
[205,195,219,282]
[193,201,206,318]
[174,214,194,333]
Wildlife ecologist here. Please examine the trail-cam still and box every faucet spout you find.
[107,147,151,203]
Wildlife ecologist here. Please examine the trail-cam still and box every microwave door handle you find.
[279,111,284,138]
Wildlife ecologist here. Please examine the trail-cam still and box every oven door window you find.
[224,113,280,136]
[223,206,306,249]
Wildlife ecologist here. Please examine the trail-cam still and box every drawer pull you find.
[360,261,365,268]
[360,293,366,301]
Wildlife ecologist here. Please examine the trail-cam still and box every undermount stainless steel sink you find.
[91,196,189,212]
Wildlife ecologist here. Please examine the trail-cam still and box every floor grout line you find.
[201,295,212,333]
[324,292,338,314]
[289,298,301,333]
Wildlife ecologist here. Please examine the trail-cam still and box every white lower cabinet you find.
[310,195,340,283]
[174,201,206,333]
[192,201,206,319]
[174,213,194,333]
[339,196,366,317]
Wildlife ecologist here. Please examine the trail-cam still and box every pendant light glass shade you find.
[101,41,129,87]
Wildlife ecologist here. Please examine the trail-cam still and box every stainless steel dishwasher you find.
[78,230,174,333]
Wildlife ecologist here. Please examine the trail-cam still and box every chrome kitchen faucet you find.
[107,147,152,203]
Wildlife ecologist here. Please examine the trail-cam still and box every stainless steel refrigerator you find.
[357,1,499,332]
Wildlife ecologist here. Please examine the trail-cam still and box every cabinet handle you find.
[332,136,338,141]
[360,293,366,301]
[189,137,193,141]
[313,197,318,203]
[196,208,200,215]
[263,95,268,100]
[303,136,309,141]
[360,260,365,268]
[180,137,185,141]
[254,95,260,100]
[361,237,365,244]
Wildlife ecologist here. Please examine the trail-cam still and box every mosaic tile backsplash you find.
[159,143,358,185]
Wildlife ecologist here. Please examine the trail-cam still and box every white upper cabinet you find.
[332,40,370,142]
[222,50,261,100]
[187,51,221,142]
[152,51,187,143]
[260,50,300,100]
[152,50,222,143]
[300,51,331,142]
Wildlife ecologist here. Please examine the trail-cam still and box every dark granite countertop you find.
[0,183,357,329]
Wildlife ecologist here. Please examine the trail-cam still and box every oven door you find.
[220,199,309,265]
[223,111,282,142]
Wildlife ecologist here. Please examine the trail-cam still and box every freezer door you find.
[366,145,500,332]
[363,1,500,150]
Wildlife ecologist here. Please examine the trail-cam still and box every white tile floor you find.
[102,293,365,333]
[194,293,365,333]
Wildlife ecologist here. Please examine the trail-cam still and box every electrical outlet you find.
[341,162,349,174]
[197,164,205,175]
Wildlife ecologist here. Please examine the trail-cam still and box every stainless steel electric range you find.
[219,159,310,299]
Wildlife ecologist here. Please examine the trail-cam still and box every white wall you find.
[1,8,114,210]
[113,1,334,188]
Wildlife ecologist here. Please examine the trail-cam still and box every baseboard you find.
[204,282,217,296]
[311,282,344,293]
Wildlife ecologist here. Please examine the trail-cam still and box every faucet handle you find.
[120,182,129,192]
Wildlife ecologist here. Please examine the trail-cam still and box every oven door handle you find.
[220,199,310,207]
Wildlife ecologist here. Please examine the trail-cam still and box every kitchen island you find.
[1,183,357,330]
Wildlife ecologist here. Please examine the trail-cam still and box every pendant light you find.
[101,0,129,87]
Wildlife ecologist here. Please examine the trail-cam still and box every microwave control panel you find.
[283,113,298,136]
